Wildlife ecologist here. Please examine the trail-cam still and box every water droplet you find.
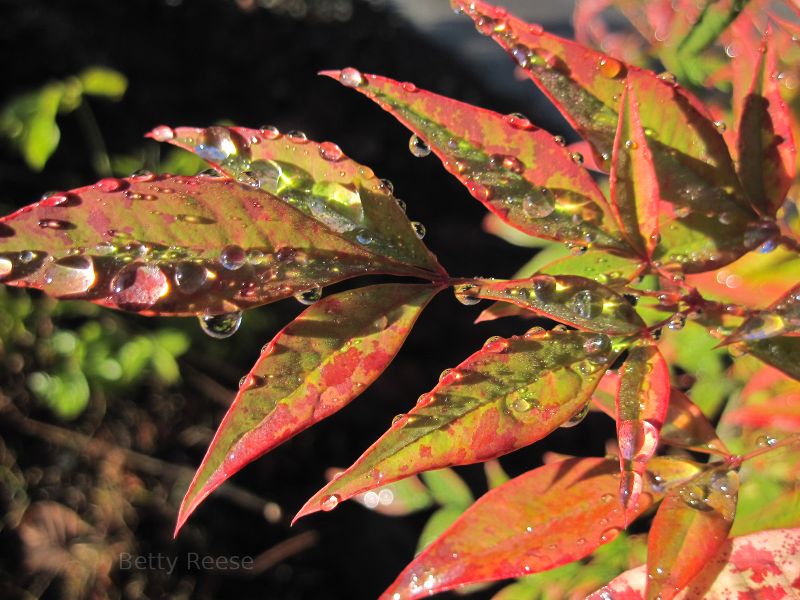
[319,141,344,162]
[532,275,556,301]
[511,397,533,413]
[339,68,364,88]
[236,171,260,188]
[624,139,638,150]
[402,81,418,93]
[287,130,308,143]
[174,262,208,295]
[295,286,322,305]
[599,526,621,543]
[259,125,281,139]
[568,289,603,319]
[199,311,243,339]
[130,169,155,181]
[714,120,727,133]
[502,155,524,173]
[504,112,534,130]
[37,219,71,230]
[570,152,584,164]
[483,336,509,353]
[19,250,36,264]
[409,135,431,158]
[553,135,566,146]
[392,413,409,428]
[667,313,686,330]
[96,178,123,193]
[511,44,530,67]
[560,402,589,428]
[619,470,643,509]
[111,263,170,310]
[522,190,555,218]
[395,198,407,212]
[43,256,96,296]
[220,245,247,270]
[356,229,374,245]
[756,434,778,448]
[454,283,481,305]
[657,71,677,84]
[583,334,611,357]
[320,494,341,511]
[475,15,496,35]
[598,56,623,78]
[380,178,394,194]
[150,125,174,141]
[411,221,426,239]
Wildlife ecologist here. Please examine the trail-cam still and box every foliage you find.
[2,0,800,598]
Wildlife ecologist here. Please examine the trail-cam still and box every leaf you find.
[0,83,65,171]
[349,473,434,517]
[380,456,702,600]
[615,343,670,517]
[417,506,465,554]
[464,274,645,336]
[736,31,796,216]
[676,0,751,64]
[609,82,660,258]
[453,0,764,273]
[420,468,474,508]
[157,125,444,276]
[294,329,622,521]
[0,175,435,316]
[78,67,128,100]
[724,282,800,345]
[645,465,739,599]
[320,70,626,250]
[593,379,728,455]
[175,283,439,533]
[592,530,800,599]
[746,336,800,381]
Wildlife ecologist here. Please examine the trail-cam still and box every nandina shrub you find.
[2,1,800,597]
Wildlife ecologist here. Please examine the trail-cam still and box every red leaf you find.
[0,175,430,316]
[615,343,670,518]
[610,82,661,258]
[156,125,445,276]
[723,282,800,345]
[592,528,800,599]
[175,283,440,533]
[645,465,739,599]
[319,70,627,250]
[379,456,701,600]
[736,30,796,216]
[464,274,645,336]
[293,329,622,522]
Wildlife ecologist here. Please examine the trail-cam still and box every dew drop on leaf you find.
[454,283,481,305]
[504,112,534,130]
[43,256,96,296]
[174,262,208,295]
[219,245,247,270]
[318,141,344,162]
[411,221,426,239]
[560,402,589,428]
[569,152,584,164]
[96,178,123,193]
[287,130,308,143]
[356,229,374,245]
[402,81,418,93]
[259,124,281,139]
[553,135,567,146]
[391,413,409,428]
[667,314,686,330]
[657,71,677,84]
[199,311,243,339]
[713,120,727,133]
[111,263,170,310]
[37,219,71,230]
[756,434,778,448]
[583,334,611,357]
[597,56,623,79]
[339,67,364,88]
[149,125,175,142]
[522,191,555,218]
[568,289,603,319]
[408,135,431,158]
[483,336,509,353]
[130,169,155,181]
[320,494,341,512]
[295,286,322,305]
[532,275,556,301]
[19,250,36,264]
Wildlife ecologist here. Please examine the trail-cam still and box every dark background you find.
[0,1,615,598]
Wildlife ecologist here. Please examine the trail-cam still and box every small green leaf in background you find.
[78,67,128,100]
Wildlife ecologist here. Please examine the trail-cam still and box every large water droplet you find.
[199,311,243,339]
[150,125,175,142]
[408,135,431,158]
[295,287,322,305]
[111,263,170,310]
[319,141,344,162]
[583,334,611,357]
[411,221,426,239]
[174,262,208,295]
[220,245,247,270]
[43,256,96,296]
[454,283,481,305]
[96,178,124,193]
[522,190,555,218]
[560,402,589,428]
[532,275,556,301]
[504,112,534,130]
[483,336,509,353]
[339,68,364,88]
[568,289,603,319]
[597,56,623,78]
[321,494,341,511]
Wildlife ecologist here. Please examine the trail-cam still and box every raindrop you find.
[504,112,534,130]
[339,68,364,88]
[149,125,175,142]
[236,171,260,188]
[356,229,374,245]
[657,71,677,84]
[454,283,481,305]
[19,250,36,264]
[320,494,341,512]
[392,414,409,428]
[713,120,727,133]
[111,263,170,310]
[511,45,530,67]
[259,125,281,139]
[553,135,566,146]
[510,397,533,413]
[174,262,208,295]
[568,289,603,319]
[756,434,778,448]
[43,256,96,296]
[295,287,322,305]
[38,219,72,230]
[522,190,555,218]
[96,178,123,193]
[287,130,308,143]
[319,141,344,162]
[379,179,395,194]
[409,135,431,158]
[130,169,155,181]
[570,152,584,164]
[560,403,589,428]
[483,336,509,353]
[475,15,496,35]
[583,334,611,356]
[395,199,407,212]
[411,221,426,239]
[199,312,243,339]
[220,245,247,270]
[667,314,686,330]
[743,219,780,250]
[502,155,524,173]
[624,139,638,150]
[532,275,556,301]
[598,57,623,79]
[402,82,418,93]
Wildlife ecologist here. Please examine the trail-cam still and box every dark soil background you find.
[0,1,614,598]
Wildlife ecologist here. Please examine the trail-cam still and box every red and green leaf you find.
[645,465,739,599]
[591,527,800,598]
[320,70,626,250]
[736,31,796,216]
[294,329,621,521]
[464,274,645,336]
[453,0,764,273]
[175,283,440,532]
[609,82,660,258]
[380,456,701,600]
[155,125,445,276]
[724,282,800,345]
[0,175,430,316]
[615,343,671,517]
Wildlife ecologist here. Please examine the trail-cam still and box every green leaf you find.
[676,0,751,64]
[158,125,444,276]
[417,506,464,554]
[0,175,434,316]
[294,329,621,521]
[746,336,800,381]
[176,283,440,533]
[420,468,474,508]
[352,475,434,516]
[0,83,65,171]
[321,70,626,250]
[78,67,128,100]
[464,274,644,336]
